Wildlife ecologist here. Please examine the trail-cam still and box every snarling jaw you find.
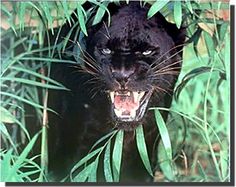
[109,90,153,122]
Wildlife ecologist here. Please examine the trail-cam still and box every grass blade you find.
[77,4,88,36]
[203,31,215,58]
[154,109,172,160]
[92,1,110,26]
[135,125,153,177]
[112,130,124,182]
[90,130,117,151]
[88,158,99,182]
[147,1,169,19]
[0,77,68,90]
[104,141,113,182]
[10,66,67,88]
[6,132,40,181]
[174,1,182,28]
[0,106,16,124]
[70,147,101,180]
[0,91,54,113]
[73,162,94,182]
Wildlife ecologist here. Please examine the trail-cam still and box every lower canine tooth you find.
[130,110,136,119]
[133,92,139,103]
[110,92,115,103]
[138,91,145,100]
[114,108,122,117]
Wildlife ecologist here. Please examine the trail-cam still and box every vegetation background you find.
[0,0,231,183]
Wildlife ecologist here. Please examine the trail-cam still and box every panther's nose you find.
[111,68,135,88]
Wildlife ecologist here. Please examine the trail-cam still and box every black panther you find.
[48,2,185,182]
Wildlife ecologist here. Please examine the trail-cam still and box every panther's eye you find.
[142,50,152,56]
[102,48,111,55]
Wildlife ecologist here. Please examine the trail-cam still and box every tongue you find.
[114,95,139,111]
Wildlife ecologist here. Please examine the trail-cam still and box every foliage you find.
[0,0,231,183]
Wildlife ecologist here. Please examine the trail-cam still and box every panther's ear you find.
[154,12,186,49]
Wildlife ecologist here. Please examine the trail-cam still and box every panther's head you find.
[77,3,185,127]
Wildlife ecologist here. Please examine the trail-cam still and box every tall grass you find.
[0,0,231,183]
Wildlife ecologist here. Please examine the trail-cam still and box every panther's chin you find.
[109,89,153,123]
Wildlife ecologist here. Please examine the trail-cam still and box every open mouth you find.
[109,90,152,122]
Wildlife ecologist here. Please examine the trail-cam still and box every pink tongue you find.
[114,95,138,111]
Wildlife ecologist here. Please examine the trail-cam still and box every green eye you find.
[142,50,152,55]
[102,48,111,54]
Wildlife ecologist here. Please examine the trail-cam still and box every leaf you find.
[10,66,67,88]
[0,91,54,113]
[90,130,117,151]
[154,110,176,181]
[0,77,68,90]
[175,66,215,99]
[88,158,99,182]
[224,33,230,81]
[173,1,182,29]
[186,0,193,13]
[220,150,228,180]
[0,106,16,123]
[39,2,53,31]
[203,31,215,58]
[158,144,175,181]
[70,148,101,180]
[92,1,110,26]
[219,22,229,41]
[0,149,14,180]
[112,130,124,182]
[104,141,113,182]
[20,57,76,64]
[19,3,26,31]
[197,161,208,181]
[77,4,88,36]
[73,162,94,182]
[135,125,153,177]
[154,109,172,160]
[6,132,40,181]
[61,0,71,26]
[198,23,214,37]
[0,105,30,141]
[147,0,169,19]
[0,123,17,151]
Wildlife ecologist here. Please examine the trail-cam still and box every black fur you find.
[48,2,185,182]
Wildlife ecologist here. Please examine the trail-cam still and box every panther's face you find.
[82,4,185,127]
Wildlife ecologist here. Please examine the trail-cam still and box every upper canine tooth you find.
[127,91,131,96]
[130,109,136,119]
[133,92,139,103]
[114,108,122,117]
[139,91,145,100]
[110,91,115,103]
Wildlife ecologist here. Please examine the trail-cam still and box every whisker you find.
[103,21,111,38]
[151,49,183,70]
[154,71,180,76]
[156,66,182,74]
[68,63,100,77]
[151,43,186,65]
[62,51,100,74]
[89,84,105,99]
[99,31,110,40]
[83,77,103,86]
[63,37,101,71]
[75,40,97,63]
[153,59,183,73]
[81,53,101,71]
[148,76,173,87]
[153,85,171,96]
[61,36,98,65]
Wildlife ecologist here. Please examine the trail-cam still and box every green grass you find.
[0,0,231,183]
